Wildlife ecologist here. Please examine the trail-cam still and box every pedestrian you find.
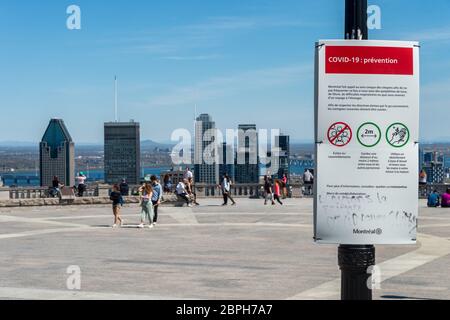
[303,169,314,196]
[264,176,275,205]
[163,174,172,193]
[441,188,450,208]
[186,177,200,206]
[138,183,155,229]
[273,179,284,205]
[119,179,129,196]
[184,167,193,180]
[110,184,124,228]
[76,172,87,197]
[150,175,163,225]
[281,173,288,199]
[176,179,192,207]
[221,174,236,206]
[419,169,427,186]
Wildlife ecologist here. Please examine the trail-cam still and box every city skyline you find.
[1,1,450,143]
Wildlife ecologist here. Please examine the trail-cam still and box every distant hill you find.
[141,140,174,150]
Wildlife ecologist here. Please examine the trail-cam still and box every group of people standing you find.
[109,175,163,229]
[263,175,288,206]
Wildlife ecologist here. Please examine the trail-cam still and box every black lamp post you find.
[338,0,376,301]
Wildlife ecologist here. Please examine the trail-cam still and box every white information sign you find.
[314,40,420,245]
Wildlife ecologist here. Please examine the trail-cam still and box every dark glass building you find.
[219,142,235,182]
[276,134,290,179]
[235,124,259,184]
[39,119,75,187]
[104,121,141,185]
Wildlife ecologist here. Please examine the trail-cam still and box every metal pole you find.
[338,0,376,301]
[114,76,118,122]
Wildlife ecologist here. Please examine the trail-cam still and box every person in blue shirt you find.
[150,175,163,225]
[427,190,441,208]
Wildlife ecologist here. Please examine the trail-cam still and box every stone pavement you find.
[0,198,449,300]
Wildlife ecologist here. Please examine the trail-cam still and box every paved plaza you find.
[0,198,449,300]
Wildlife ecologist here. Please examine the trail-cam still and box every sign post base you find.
[338,245,376,300]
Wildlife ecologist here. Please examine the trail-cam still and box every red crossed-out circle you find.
[327,122,352,147]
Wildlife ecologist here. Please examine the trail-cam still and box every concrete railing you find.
[1,185,100,200]
[1,183,305,201]
[193,184,303,198]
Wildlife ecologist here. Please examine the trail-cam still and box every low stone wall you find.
[0,194,184,208]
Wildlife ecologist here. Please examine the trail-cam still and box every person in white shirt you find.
[221,174,236,206]
[76,172,87,197]
[303,170,314,196]
[184,167,193,180]
[176,179,192,207]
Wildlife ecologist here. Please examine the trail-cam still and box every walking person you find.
[184,167,193,180]
[110,184,124,228]
[281,173,288,199]
[419,169,427,186]
[163,174,172,193]
[76,172,87,197]
[150,175,163,225]
[273,180,284,205]
[138,183,155,229]
[264,176,275,205]
[303,169,314,196]
[221,174,236,206]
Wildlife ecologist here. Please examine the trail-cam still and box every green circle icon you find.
[357,122,382,148]
[386,123,410,148]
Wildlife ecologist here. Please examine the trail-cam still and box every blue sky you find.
[0,0,449,143]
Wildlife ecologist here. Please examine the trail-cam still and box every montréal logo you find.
[353,229,383,235]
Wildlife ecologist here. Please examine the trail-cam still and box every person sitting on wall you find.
[427,190,441,208]
[176,179,192,207]
[50,176,63,199]
[441,189,450,208]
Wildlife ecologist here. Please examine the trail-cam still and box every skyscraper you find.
[104,121,141,185]
[194,114,219,184]
[275,134,290,179]
[219,142,235,182]
[235,124,259,184]
[264,135,290,179]
[39,119,75,187]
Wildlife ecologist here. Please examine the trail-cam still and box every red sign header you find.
[325,46,414,75]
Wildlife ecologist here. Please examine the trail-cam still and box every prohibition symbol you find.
[327,122,352,147]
